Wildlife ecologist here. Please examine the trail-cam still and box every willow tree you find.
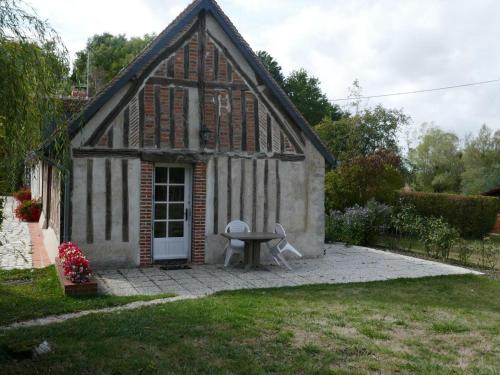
[0,0,68,193]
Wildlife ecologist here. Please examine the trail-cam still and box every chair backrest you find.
[274,223,286,237]
[225,220,250,234]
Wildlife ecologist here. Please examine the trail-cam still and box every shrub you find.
[58,242,92,283]
[455,239,474,265]
[342,205,372,245]
[325,150,404,211]
[398,191,500,238]
[325,200,392,246]
[420,217,459,259]
[14,199,41,222]
[478,238,499,270]
[391,203,425,238]
[14,187,31,203]
[390,202,459,259]
[325,211,344,243]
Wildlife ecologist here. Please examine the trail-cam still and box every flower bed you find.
[55,242,97,296]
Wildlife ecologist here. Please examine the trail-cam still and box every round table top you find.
[221,232,284,242]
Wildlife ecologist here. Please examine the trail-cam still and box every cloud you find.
[30,0,500,138]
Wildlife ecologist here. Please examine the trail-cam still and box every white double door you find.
[153,164,192,261]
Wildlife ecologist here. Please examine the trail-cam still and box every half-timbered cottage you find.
[31,0,335,267]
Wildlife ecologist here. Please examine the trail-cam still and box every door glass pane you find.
[155,167,168,183]
[169,168,185,184]
[169,186,184,202]
[169,203,184,220]
[155,204,167,220]
[155,186,167,202]
[154,222,167,238]
[168,221,184,237]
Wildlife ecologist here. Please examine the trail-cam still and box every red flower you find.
[14,199,41,222]
[59,242,92,284]
[58,242,81,261]
[14,188,32,202]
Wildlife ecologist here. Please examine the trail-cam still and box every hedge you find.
[398,191,500,239]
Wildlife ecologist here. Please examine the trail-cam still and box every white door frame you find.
[152,163,192,261]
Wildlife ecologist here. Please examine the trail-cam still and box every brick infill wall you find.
[139,161,153,267]
[191,161,207,264]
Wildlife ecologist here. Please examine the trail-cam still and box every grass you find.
[376,234,500,271]
[0,275,499,374]
[0,266,174,326]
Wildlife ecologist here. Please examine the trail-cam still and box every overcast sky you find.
[32,0,500,145]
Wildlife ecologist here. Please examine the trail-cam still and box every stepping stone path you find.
[0,197,32,270]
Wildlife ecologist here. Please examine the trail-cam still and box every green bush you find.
[325,212,344,243]
[455,239,474,265]
[478,238,499,270]
[420,217,460,259]
[325,200,392,246]
[325,150,404,211]
[391,204,425,238]
[398,191,500,238]
[390,203,459,260]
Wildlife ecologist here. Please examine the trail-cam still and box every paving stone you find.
[0,197,32,270]
[136,289,162,296]
[94,244,480,297]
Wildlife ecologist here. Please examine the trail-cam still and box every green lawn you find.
[0,275,499,374]
[0,266,174,326]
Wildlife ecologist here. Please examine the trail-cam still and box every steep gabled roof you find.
[69,0,336,166]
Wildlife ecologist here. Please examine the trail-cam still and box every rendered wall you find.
[205,140,325,264]
[71,157,141,267]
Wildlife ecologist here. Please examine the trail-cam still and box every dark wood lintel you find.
[73,148,305,162]
[146,76,248,91]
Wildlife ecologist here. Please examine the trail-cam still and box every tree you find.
[408,127,463,193]
[71,33,155,96]
[256,50,285,87]
[325,150,405,211]
[0,0,68,192]
[315,105,410,162]
[461,124,500,194]
[284,68,344,125]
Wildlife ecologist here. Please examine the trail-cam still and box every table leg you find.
[252,241,261,267]
[244,241,251,268]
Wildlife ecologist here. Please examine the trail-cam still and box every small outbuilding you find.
[31,0,335,268]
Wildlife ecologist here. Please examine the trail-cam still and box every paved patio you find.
[0,197,32,270]
[95,244,481,296]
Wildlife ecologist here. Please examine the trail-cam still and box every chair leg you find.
[283,243,302,258]
[272,256,281,266]
[269,247,281,266]
[276,252,292,271]
[224,247,233,267]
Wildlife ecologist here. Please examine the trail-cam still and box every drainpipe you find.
[26,152,70,243]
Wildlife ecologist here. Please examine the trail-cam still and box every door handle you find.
[185,208,188,221]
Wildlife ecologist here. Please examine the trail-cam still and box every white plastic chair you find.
[223,220,250,267]
[267,224,302,270]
